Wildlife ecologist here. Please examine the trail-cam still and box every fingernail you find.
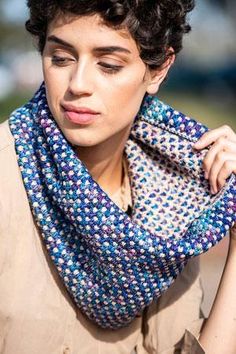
[210,187,215,195]
[194,141,203,149]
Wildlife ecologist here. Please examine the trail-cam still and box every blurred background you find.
[0,0,236,316]
[0,0,236,130]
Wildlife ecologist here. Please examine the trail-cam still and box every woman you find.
[1,1,236,353]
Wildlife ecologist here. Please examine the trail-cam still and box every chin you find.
[62,131,98,147]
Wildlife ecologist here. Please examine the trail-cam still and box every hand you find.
[193,125,236,194]
[193,125,236,238]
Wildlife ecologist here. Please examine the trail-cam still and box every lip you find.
[61,103,99,115]
[61,103,100,125]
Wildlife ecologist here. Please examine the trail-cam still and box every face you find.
[42,13,169,147]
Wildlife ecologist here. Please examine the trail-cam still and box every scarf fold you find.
[9,83,236,329]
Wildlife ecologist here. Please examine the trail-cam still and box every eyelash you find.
[51,56,73,66]
[51,55,123,74]
[98,62,123,74]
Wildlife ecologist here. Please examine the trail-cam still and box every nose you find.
[68,60,94,97]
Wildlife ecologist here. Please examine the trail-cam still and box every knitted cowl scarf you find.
[9,83,236,329]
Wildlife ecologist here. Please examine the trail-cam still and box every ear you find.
[146,52,175,95]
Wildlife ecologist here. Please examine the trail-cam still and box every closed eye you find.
[51,55,75,66]
[99,62,123,74]
[51,55,123,73]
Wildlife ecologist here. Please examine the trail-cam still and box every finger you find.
[216,160,236,193]
[203,138,236,178]
[209,156,236,194]
[230,227,236,241]
[194,125,236,150]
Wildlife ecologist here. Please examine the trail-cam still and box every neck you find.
[75,126,131,196]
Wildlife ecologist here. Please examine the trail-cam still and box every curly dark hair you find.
[25,0,195,69]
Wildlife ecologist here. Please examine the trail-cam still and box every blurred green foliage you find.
[159,91,236,130]
[0,92,32,122]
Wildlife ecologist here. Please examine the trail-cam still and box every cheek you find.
[43,71,67,117]
[114,69,146,91]
[108,66,147,102]
[45,73,66,96]
[43,61,68,97]
[104,72,147,120]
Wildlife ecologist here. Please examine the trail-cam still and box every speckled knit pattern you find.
[9,84,236,329]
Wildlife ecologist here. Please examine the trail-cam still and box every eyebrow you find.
[93,46,131,55]
[47,35,74,49]
[47,35,131,55]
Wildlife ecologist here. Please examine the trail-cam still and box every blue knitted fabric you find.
[9,83,236,329]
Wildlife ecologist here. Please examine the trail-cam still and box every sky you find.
[2,0,27,23]
[1,0,236,68]
[0,0,235,102]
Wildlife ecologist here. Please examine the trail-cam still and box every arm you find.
[198,233,236,354]
[193,125,236,353]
